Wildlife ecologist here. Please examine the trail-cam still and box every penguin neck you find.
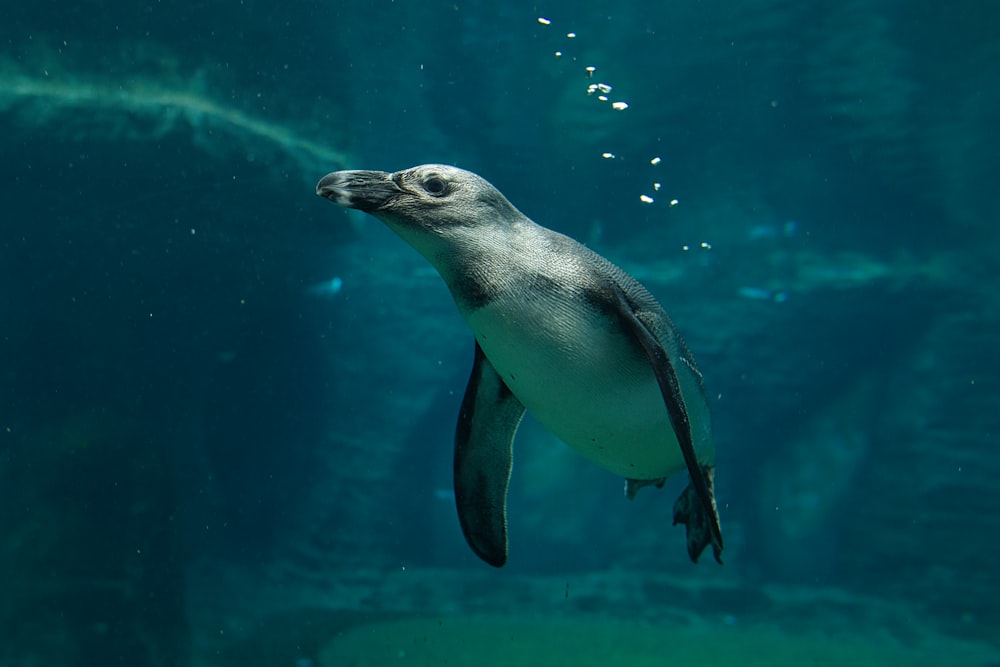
[396,216,546,313]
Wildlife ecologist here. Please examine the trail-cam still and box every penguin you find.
[316,164,722,567]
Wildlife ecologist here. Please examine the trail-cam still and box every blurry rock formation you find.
[0,412,187,666]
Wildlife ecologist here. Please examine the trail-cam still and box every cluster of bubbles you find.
[536,16,679,211]
[535,15,804,309]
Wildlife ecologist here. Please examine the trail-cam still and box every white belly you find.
[465,297,694,480]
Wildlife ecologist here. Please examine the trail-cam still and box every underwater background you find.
[2,1,998,665]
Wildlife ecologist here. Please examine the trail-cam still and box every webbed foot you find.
[624,477,666,500]
[672,465,723,564]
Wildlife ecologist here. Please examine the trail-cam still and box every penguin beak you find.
[316,170,400,213]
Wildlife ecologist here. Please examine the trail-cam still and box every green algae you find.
[318,614,988,667]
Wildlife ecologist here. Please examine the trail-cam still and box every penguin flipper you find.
[454,341,526,567]
[610,285,724,564]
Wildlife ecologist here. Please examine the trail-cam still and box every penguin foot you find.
[624,477,666,500]
[672,465,724,564]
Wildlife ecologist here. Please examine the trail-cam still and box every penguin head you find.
[318,164,535,297]
[317,164,524,238]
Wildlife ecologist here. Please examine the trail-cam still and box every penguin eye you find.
[423,176,448,195]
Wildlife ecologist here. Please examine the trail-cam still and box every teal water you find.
[2,2,998,665]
